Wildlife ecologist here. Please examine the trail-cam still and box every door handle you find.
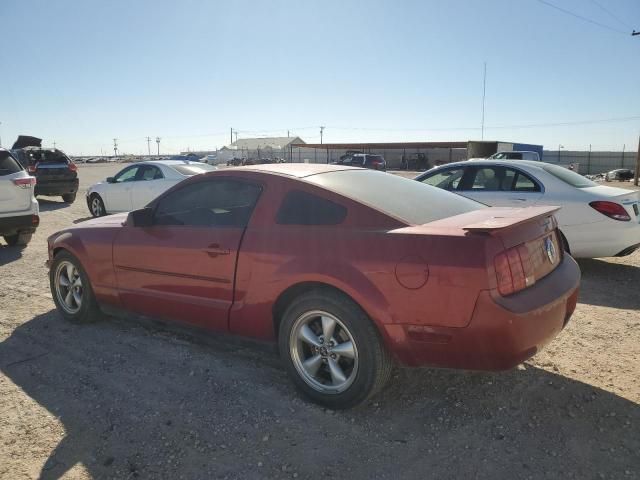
[204,244,230,257]
[512,198,527,202]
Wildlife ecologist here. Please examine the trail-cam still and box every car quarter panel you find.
[226,172,493,346]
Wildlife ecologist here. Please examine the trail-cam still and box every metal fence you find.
[541,151,637,175]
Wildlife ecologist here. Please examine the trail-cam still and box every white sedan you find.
[415,160,640,258]
[86,160,217,217]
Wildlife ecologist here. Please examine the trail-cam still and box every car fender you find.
[272,257,393,334]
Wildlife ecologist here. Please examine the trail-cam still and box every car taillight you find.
[13,177,37,189]
[27,164,38,173]
[68,162,78,172]
[589,201,631,221]
[32,215,40,227]
[494,244,535,296]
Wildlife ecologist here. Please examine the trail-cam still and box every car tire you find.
[558,230,571,255]
[62,193,77,203]
[278,289,393,409]
[89,194,106,217]
[49,251,101,323]
[3,232,32,247]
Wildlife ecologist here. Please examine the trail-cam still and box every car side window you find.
[154,179,262,227]
[513,171,540,192]
[420,168,465,191]
[114,166,139,183]
[140,165,163,181]
[276,190,347,225]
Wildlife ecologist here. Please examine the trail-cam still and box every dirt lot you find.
[1,164,639,479]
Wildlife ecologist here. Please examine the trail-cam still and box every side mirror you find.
[126,207,154,227]
[106,176,116,183]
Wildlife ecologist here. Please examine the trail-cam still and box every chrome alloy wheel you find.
[289,310,358,394]
[54,260,83,314]
[91,196,103,216]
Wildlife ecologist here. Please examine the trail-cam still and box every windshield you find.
[542,163,596,188]
[306,169,484,224]
[172,163,217,176]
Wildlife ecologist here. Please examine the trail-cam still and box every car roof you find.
[436,159,546,170]
[135,160,205,167]
[229,163,361,178]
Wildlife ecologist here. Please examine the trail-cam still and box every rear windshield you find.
[306,169,484,225]
[20,149,70,165]
[542,164,596,188]
[0,151,23,176]
[172,163,217,176]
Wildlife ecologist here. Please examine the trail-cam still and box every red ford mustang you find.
[47,164,580,408]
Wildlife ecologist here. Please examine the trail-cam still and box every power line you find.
[588,0,634,30]
[535,0,628,35]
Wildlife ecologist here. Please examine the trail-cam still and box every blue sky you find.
[1,0,639,155]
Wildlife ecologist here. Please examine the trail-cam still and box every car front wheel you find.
[89,194,106,217]
[279,289,393,409]
[50,251,101,323]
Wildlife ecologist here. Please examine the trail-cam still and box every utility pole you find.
[287,130,290,138]
[320,126,325,144]
[481,62,487,140]
[234,130,238,143]
[634,134,640,186]
[0,121,3,147]
[156,137,161,156]
[230,128,234,144]
[146,136,151,156]
[113,138,118,158]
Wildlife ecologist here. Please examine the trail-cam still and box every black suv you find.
[11,136,79,203]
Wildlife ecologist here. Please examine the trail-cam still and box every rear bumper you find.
[565,221,640,258]
[385,255,581,370]
[35,178,79,196]
[0,214,40,236]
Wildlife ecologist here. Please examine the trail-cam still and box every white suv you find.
[0,148,39,246]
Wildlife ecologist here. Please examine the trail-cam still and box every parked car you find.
[415,160,640,258]
[488,151,541,161]
[48,163,579,408]
[86,160,217,217]
[201,154,218,165]
[0,148,39,246]
[336,153,386,171]
[11,136,79,203]
[605,169,634,182]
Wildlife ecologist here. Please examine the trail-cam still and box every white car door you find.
[104,165,140,212]
[459,166,543,207]
[130,165,177,209]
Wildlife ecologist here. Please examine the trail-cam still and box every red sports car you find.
[47,164,580,408]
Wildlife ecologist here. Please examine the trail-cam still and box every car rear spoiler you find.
[461,206,560,233]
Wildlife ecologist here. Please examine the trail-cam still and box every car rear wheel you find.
[89,194,106,217]
[50,251,101,323]
[62,193,76,203]
[278,289,392,409]
[3,232,32,247]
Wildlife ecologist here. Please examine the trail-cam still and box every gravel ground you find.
[0,164,639,480]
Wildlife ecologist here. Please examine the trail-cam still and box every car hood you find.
[75,212,129,228]
[12,135,42,149]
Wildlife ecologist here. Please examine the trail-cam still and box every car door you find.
[104,165,140,212]
[112,178,262,331]
[458,166,543,206]
[130,164,170,209]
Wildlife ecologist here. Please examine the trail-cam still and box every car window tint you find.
[140,165,162,181]
[420,168,465,191]
[276,190,347,225]
[154,179,261,227]
[513,172,540,192]
[115,166,139,183]
[0,151,23,176]
[542,164,596,188]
